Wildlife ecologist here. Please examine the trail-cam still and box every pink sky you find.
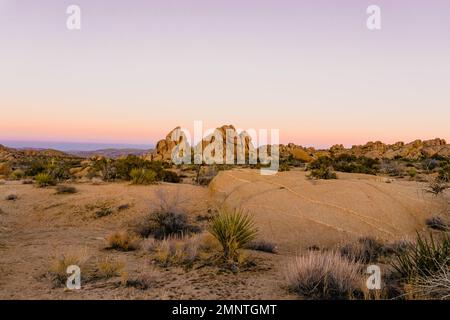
[1,0,449,148]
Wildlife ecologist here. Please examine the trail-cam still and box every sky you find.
[1,0,449,149]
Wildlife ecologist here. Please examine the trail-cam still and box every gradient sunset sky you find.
[1,0,449,149]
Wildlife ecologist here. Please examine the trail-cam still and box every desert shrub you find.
[47,159,72,181]
[136,210,197,239]
[130,168,157,185]
[245,240,278,253]
[152,235,203,267]
[10,169,25,180]
[425,217,448,231]
[380,240,411,256]
[340,237,383,263]
[124,269,157,290]
[286,251,363,300]
[438,164,450,182]
[333,154,379,175]
[90,157,117,181]
[115,155,149,180]
[209,208,258,262]
[5,193,18,201]
[117,203,130,211]
[422,158,439,172]
[48,250,89,287]
[411,262,450,300]
[135,190,199,239]
[35,172,56,187]
[425,180,447,196]
[106,231,140,251]
[407,168,417,179]
[0,163,11,176]
[24,159,47,176]
[159,169,181,183]
[55,185,77,194]
[392,232,450,280]
[380,160,404,177]
[95,206,114,218]
[308,166,337,180]
[93,257,123,279]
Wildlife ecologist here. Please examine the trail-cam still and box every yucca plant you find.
[35,172,56,187]
[130,168,157,185]
[392,232,450,280]
[209,208,258,262]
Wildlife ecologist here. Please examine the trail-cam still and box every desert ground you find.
[0,169,447,299]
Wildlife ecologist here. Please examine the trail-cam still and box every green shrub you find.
[130,168,157,185]
[391,232,450,280]
[35,173,56,187]
[209,208,258,262]
[438,164,450,182]
[10,169,25,180]
[309,166,337,180]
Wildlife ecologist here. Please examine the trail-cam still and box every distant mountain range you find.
[66,148,152,159]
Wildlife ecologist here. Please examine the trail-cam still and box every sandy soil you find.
[0,170,447,299]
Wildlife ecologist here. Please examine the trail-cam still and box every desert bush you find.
[380,240,411,256]
[0,163,11,176]
[245,240,278,253]
[411,262,450,300]
[286,251,363,300]
[438,164,450,182]
[135,190,199,239]
[407,168,417,179]
[340,237,383,263]
[392,232,450,280]
[209,208,258,262]
[35,172,56,187]
[124,269,157,290]
[47,159,72,181]
[426,217,448,231]
[106,231,140,251]
[10,169,25,180]
[24,159,47,176]
[159,169,181,183]
[90,157,117,181]
[152,235,203,267]
[130,168,157,185]
[425,180,447,196]
[95,206,113,218]
[55,185,77,194]
[380,160,404,177]
[333,154,379,175]
[308,166,337,180]
[5,193,18,201]
[48,250,89,287]
[93,257,123,279]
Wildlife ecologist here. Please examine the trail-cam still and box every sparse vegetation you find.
[130,168,157,185]
[209,208,258,262]
[106,230,140,251]
[10,169,25,180]
[47,250,89,287]
[124,269,158,290]
[5,193,18,201]
[286,251,363,300]
[425,180,448,196]
[340,237,383,263]
[35,172,56,187]
[425,217,448,231]
[392,232,450,280]
[55,185,77,194]
[246,240,278,253]
[95,206,114,218]
[93,257,123,279]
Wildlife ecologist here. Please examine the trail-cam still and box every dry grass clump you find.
[93,257,124,279]
[47,249,89,287]
[245,240,278,254]
[123,269,158,290]
[95,207,114,218]
[130,168,157,185]
[5,193,18,201]
[106,230,140,251]
[286,251,363,300]
[149,233,219,268]
[410,263,450,300]
[55,185,77,194]
[340,237,383,263]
